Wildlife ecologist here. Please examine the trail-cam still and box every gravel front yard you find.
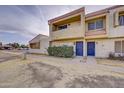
[0,50,124,88]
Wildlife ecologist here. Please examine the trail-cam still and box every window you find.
[115,41,121,53]
[119,15,124,25]
[122,41,124,53]
[30,42,40,49]
[96,20,103,29]
[88,19,104,31]
[115,41,124,53]
[58,24,67,30]
[88,22,95,30]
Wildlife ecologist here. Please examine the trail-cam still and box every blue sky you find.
[0,5,112,44]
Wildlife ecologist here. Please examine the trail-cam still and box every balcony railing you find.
[51,26,84,40]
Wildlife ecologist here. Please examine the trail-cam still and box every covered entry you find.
[87,42,95,56]
[76,41,83,56]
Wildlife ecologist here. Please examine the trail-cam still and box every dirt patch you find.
[66,75,124,88]
[26,62,63,88]
[0,62,63,88]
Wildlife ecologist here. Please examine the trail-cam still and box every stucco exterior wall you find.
[108,6,124,37]
[39,37,49,54]
[95,39,114,58]
[93,38,124,58]
[51,21,84,40]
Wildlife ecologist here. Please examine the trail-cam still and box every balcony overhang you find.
[86,13,107,21]
[48,7,84,25]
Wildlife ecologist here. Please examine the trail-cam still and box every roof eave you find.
[48,7,85,24]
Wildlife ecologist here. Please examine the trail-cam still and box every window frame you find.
[87,19,104,31]
[58,24,68,30]
[119,15,124,26]
[115,41,122,53]
[88,22,95,31]
[115,40,124,54]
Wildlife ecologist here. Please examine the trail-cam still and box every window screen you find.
[122,41,124,53]
[58,25,67,30]
[88,19,104,31]
[115,41,122,53]
[96,20,103,29]
[119,15,124,25]
[88,22,95,30]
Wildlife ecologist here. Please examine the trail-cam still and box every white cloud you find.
[0,5,112,44]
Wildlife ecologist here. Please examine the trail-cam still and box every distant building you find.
[29,34,49,54]
[3,44,13,50]
[0,42,2,49]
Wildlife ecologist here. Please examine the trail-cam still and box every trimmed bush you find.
[47,45,74,58]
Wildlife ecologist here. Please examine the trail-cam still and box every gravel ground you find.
[0,51,124,88]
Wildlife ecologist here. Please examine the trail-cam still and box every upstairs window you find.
[96,20,103,29]
[88,19,104,31]
[119,15,124,26]
[88,22,95,30]
[58,24,67,30]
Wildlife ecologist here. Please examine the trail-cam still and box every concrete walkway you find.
[86,56,97,64]
[71,56,124,74]
[86,57,124,74]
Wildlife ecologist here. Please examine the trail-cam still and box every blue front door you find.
[76,41,83,56]
[87,42,95,56]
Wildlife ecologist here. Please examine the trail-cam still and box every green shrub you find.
[47,45,74,58]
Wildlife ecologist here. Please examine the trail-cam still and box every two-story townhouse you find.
[48,7,85,56]
[48,5,124,58]
[85,5,124,57]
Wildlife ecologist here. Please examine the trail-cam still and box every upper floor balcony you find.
[51,22,83,40]
[48,7,85,41]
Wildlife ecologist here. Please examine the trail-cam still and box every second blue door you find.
[87,42,95,56]
[76,41,83,56]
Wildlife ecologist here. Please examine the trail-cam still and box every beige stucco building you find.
[48,5,124,58]
[29,34,49,54]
